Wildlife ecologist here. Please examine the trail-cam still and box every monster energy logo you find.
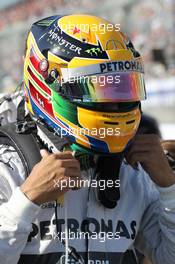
[85,48,102,56]
[37,19,55,27]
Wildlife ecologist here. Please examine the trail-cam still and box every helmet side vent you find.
[104,121,119,125]
[126,120,135,124]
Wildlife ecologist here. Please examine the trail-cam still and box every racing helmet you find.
[23,14,146,154]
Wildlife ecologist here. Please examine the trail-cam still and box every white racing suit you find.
[0,141,175,264]
[0,91,24,126]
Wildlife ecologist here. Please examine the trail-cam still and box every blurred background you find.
[0,0,174,138]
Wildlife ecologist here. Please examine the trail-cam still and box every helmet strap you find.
[94,153,124,209]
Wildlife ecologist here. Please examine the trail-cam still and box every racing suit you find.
[0,138,175,264]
